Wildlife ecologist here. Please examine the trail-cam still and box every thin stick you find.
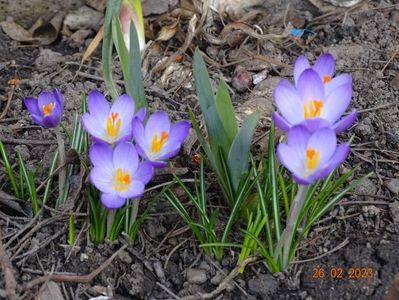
[0,229,18,300]
[55,127,66,207]
[292,238,349,264]
[20,244,127,291]
[0,86,15,120]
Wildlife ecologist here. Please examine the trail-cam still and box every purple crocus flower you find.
[132,111,190,168]
[24,89,63,128]
[82,90,142,145]
[294,53,352,97]
[277,125,349,185]
[89,142,154,209]
[273,68,357,133]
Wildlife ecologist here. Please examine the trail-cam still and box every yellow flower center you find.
[303,99,323,119]
[42,102,54,116]
[151,131,168,153]
[106,112,121,138]
[323,75,332,84]
[306,147,320,171]
[114,168,131,192]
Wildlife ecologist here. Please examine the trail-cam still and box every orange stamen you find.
[303,99,323,119]
[306,147,320,171]
[323,75,332,84]
[114,168,131,192]
[151,131,169,153]
[42,102,54,116]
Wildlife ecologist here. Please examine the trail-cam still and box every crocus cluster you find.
[82,90,190,209]
[274,53,355,184]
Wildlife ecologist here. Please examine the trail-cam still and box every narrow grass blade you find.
[0,141,19,198]
[215,79,238,143]
[128,21,146,109]
[102,0,122,99]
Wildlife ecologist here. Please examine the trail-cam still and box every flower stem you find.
[107,209,116,239]
[55,127,66,207]
[130,198,140,228]
[275,184,309,270]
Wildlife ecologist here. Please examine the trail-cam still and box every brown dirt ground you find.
[1,0,399,299]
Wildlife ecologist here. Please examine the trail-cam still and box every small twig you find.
[381,49,398,72]
[292,238,349,264]
[156,282,181,300]
[0,229,18,300]
[0,138,56,145]
[357,102,399,114]
[0,86,15,120]
[19,244,128,291]
[55,127,66,207]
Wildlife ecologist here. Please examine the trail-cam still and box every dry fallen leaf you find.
[0,12,64,45]
[156,20,179,42]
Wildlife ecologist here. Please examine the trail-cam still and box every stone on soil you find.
[186,268,207,284]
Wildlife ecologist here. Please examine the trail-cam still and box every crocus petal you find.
[299,118,331,132]
[101,193,126,209]
[321,83,352,124]
[132,118,147,149]
[113,142,138,173]
[272,112,291,132]
[38,91,56,109]
[148,160,168,168]
[297,69,325,103]
[163,120,190,148]
[277,143,304,177]
[325,74,352,96]
[24,97,41,116]
[292,174,313,185]
[31,114,44,126]
[307,127,337,166]
[88,90,110,123]
[311,143,349,180]
[294,55,310,86]
[42,114,61,128]
[53,89,64,109]
[89,143,114,170]
[119,180,144,199]
[313,53,335,79]
[133,161,154,184]
[134,143,149,159]
[158,144,181,161]
[82,113,106,138]
[134,107,147,123]
[145,111,171,141]
[90,167,115,194]
[110,94,135,124]
[332,110,357,133]
[287,125,311,155]
[273,80,304,124]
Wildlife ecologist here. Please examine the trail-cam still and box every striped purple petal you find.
[294,55,310,86]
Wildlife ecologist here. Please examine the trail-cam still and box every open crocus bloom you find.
[89,142,154,209]
[82,90,137,145]
[273,68,357,133]
[294,53,352,97]
[24,89,63,128]
[277,125,349,185]
[132,111,190,168]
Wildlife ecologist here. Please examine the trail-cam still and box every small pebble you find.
[186,268,207,284]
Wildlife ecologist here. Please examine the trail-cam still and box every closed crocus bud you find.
[24,89,63,128]
[119,0,145,52]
